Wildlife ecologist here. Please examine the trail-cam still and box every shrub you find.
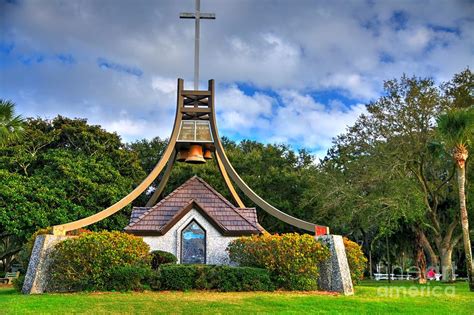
[107,266,152,292]
[66,228,92,236]
[19,227,91,271]
[343,237,367,284]
[146,270,162,291]
[209,266,274,292]
[13,274,25,292]
[227,233,330,290]
[150,250,177,270]
[159,264,199,290]
[48,231,150,292]
[157,264,273,292]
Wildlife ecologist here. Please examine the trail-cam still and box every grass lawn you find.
[1,280,473,314]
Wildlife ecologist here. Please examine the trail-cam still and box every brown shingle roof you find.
[125,176,262,236]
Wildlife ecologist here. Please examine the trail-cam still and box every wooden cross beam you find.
[180,0,215,90]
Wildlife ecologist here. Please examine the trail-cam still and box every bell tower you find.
[51,0,329,236]
[52,77,329,236]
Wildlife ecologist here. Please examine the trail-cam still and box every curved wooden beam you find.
[207,79,328,234]
[215,152,245,208]
[52,79,185,235]
[145,150,177,207]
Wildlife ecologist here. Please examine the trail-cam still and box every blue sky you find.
[0,0,472,159]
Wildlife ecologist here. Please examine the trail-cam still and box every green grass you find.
[1,281,473,314]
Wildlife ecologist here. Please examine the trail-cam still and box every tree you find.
[0,99,24,147]
[0,116,145,271]
[315,71,473,282]
[437,107,474,291]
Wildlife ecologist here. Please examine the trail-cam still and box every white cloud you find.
[271,90,366,150]
[1,0,472,155]
[216,87,367,155]
[216,84,273,132]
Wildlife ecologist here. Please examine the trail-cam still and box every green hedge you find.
[227,233,330,290]
[343,237,367,284]
[107,266,152,292]
[159,264,198,290]
[48,231,150,292]
[150,250,177,270]
[157,264,274,292]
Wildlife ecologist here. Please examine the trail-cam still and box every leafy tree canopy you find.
[0,116,145,246]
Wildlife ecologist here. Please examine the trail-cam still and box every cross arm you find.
[180,12,216,19]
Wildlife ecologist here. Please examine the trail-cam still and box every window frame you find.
[180,219,207,264]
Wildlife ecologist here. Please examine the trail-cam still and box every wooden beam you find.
[181,90,211,96]
[145,150,177,207]
[215,153,245,208]
[181,108,211,114]
[183,95,209,102]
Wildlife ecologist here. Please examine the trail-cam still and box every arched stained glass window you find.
[181,220,206,264]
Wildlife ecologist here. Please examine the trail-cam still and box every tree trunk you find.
[457,165,474,291]
[386,235,391,284]
[418,228,440,267]
[369,248,373,279]
[440,246,454,282]
[416,230,427,284]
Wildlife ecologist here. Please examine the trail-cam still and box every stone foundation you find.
[22,234,70,294]
[317,234,354,295]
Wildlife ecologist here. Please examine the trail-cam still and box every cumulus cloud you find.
[0,0,472,154]
[215,87,366,158]
[216,84,273,132]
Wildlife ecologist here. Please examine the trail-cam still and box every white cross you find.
[180,0,216,90]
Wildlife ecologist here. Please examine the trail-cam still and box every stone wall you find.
[142,208,237,265]
[317,234,354,295]
[22,234,70,294]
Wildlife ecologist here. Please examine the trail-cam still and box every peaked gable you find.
[125,176,261,236]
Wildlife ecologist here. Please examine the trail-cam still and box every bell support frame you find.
[52,78,329,236]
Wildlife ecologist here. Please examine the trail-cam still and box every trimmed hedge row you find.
[227,233,330,290]
[158,264,274,292]
[26,231,362,293]
[41,231,272,292]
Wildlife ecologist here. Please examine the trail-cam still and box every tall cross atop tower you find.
[180,0,215,90]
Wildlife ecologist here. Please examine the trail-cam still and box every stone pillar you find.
[22,234,70,294]
[317,234,354,295]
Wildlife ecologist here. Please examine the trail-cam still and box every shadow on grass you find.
[0,287,18,295]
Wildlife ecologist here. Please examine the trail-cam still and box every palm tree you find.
[0,99,24,146]
[437,107,474,291]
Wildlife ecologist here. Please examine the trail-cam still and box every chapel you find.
[125,176,264,265]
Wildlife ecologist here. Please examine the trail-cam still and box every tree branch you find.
[0,247,21,261]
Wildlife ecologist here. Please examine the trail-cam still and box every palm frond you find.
[436,107,474,147]
[0,99,16,121]
[0,99,24,146]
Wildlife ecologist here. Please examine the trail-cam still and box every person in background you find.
[427,268,436,280]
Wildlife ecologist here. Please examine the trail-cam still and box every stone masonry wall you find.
[317,234,354,295]
[22,234,70,294]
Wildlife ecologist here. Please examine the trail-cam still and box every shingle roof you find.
[125,176,262,236]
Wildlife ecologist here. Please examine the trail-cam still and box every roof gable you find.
[125,176,261,236]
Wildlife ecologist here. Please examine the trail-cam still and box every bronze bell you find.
[185,144,206,164]
[176,149,189,162]
[203,149,212,160]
